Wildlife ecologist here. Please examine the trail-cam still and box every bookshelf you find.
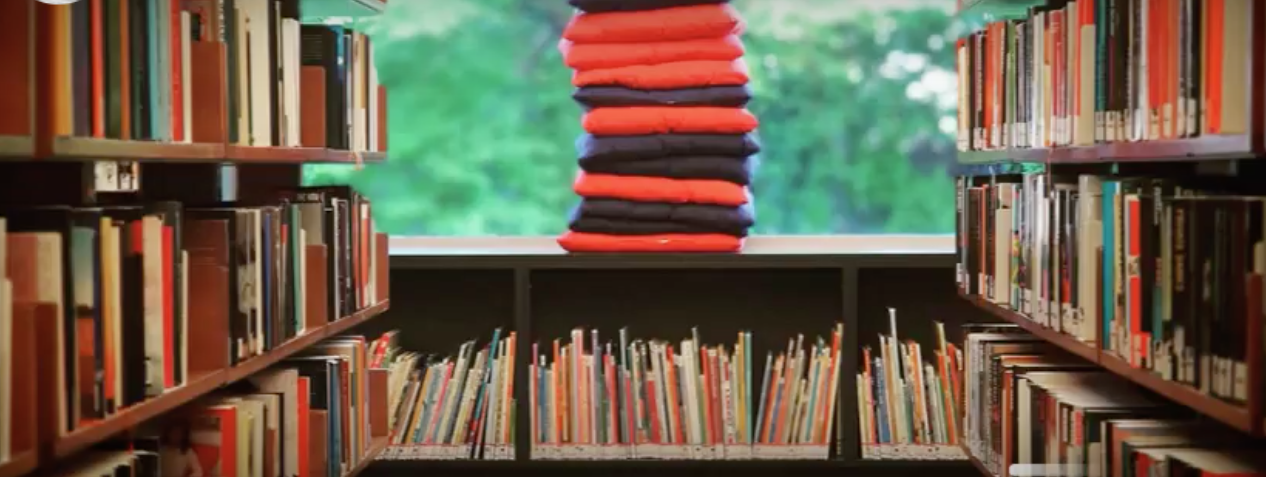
[953,0,1264,166]
[5,137,388,164]
[959,295,1258,434]
[45,299,392,461]
[951,1,1266,475]
[0,1,394,476]
[956,135,1257,165]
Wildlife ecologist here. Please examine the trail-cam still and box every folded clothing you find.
[559,36,744,71]
[568,0,728,13]
[577,198,755,230]
[574,59,748,90]
[583,106,758,136]
[570,215,748,237]
[577,133,761,162]
[573,85,751,108]
[558,231,742,252]
[563,4,743,44]
[580,154,754,185]
[574,171,748,206]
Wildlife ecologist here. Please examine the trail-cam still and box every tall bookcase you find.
[953,0,1266,474]
[0,1,392,477]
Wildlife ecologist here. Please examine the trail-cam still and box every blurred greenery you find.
[303,0,970,236]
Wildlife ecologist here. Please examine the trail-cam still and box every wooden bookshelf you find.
[958,294,1099,362]
[0,136,35,158]
[963,452,996,477]
[50,300,390,459]
[1097,353,1255,434]
[959,295,1259,435]
[12,137,386,165]
[957,136,1255,165]
[348,437,389,477]
[0,452,37,477]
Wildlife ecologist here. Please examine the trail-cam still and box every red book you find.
[297,377,311,477]
[170,0,184,141]
[90,0,103,137]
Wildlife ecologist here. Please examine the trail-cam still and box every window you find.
[304,0,964,236]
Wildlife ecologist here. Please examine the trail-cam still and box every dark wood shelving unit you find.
[0,452,37,477]
[958,294,1099,362]
[50,300,390,459]
[1,136,385,164]
[367,458,976,475]
[959,294,1259,435]
[957,135,1255,165]
[349,438,389,477]
[963,451,996,477]
[1096,353,1255,434]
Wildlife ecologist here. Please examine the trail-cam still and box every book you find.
[525,324,842,461]
[955,0,1255,151]
[0,184,386,442]
[379,329,518,461]
[955,171,1264,406]
[858,309,966,461]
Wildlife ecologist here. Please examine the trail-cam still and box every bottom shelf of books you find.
[377,325,847,461]
[960,324,1266,477]
[857,309,967,462]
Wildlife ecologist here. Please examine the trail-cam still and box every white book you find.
[142,216,165,396]
[437,343,471,443]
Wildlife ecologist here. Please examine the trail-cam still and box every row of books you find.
[857,311,965,461]
[380,330,518,461]
[955,173,1264,406]
[0,0,384,151]
[0,184,386,461]
[955,0,1253,151]
[962,324,1266,477]
[39,331,395,477]
[525,325,843,461]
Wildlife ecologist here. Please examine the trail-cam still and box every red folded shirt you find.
[558,231,743,253]
[582,106,758,136]
[573,171,749,206]
[562,4,744,44]
[559,36,745,71]
[573,59,749,90]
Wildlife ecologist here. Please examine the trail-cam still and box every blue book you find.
[872,357,890,443]
[1101,181,1118,351]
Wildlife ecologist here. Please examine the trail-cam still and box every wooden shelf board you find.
[959,294,1099,362]
[1097,353,1255,434]
[51,137,225,162]
[957,135,1255,165]
[964,451,996,477]
[347,437,388,477]
[51,300,390,459]
[18,137,387,164]
[53,369,227,458]
[959,294,1259,435]
[0,135,35,157]
[0,451,38,477]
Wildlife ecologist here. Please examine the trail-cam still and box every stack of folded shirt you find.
[556,0,760,253]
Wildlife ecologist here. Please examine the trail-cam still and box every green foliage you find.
[304,0,963,236]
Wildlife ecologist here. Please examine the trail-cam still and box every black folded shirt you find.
[570,198,755,237]
[577,133,761,163]
[568,0,727,13]
[580,155,755,185]
[573,85,752,109]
